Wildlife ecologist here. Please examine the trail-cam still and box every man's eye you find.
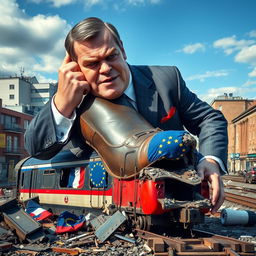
[85,62,99,68]
[107,53,118,61]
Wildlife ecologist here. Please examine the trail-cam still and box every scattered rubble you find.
[0,198,153,256]
[0,195,256,255]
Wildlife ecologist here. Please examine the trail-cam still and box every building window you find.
[24,120,29,129]
[7,136,12,151]
[31,97,49,103]
[13,136,18,151]
[0,114,3,125]
[9,84,15,90]
[9,94,14,100]
[31,88,49,93]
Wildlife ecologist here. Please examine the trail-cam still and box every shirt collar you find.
[123,71,136,102]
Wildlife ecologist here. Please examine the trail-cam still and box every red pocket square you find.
[161,106,176,123]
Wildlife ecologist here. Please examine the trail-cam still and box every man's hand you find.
[197,158,225,214]
[54,53,90,118]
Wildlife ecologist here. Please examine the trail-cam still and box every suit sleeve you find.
[174,67,228,173]
[24,101,67,159]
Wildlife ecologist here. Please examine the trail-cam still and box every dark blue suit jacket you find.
[24,65,228,172]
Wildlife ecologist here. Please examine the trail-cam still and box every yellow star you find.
[167,141,171,144]
[168,136,173,139]
[182,149,186,152]
[159,144,163,148]
[158,150,162,154]
[174,139,178,143]
[179,143,183,147]
[162,139,166,142]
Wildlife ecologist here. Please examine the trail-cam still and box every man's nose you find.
[99,61,112,74]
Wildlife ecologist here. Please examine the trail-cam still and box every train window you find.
[20,172,25,187]
[59,168,71,187]
[42,169,56,188]
[89,161,108,189]
[59,167,85,189]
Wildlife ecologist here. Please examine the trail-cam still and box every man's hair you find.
[65,17,122,61]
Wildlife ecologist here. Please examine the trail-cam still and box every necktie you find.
[111,94,137,110]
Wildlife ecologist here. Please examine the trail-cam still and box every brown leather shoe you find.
[80,95,196,179]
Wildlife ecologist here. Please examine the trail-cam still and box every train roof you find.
[18,150,100,169]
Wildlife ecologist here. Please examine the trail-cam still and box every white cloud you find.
[0,0,70,80]
[213,34,256,79]
[186,70,229,82]
[36,73,57,83]
[128,0,144,5]
[248,68,256,77]
[235,45,256,66]
[29,0,160,8]
[29,0,77,7]
[213,36,255,55]
[200,86,256,103]
[242,79,256,87]
[180,43,205,54]
[249,30,256,38]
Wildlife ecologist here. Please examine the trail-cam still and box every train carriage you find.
[16,149,210,230]
[16,150,113,215]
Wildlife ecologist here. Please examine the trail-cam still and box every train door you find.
[28,168,39,198]
[19,168,39,200]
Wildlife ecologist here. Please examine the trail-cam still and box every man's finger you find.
[210,174,220,206]
[211,180,225,214]
[62,52,72,65]
[197,169,204,180]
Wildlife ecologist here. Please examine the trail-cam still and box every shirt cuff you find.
[199,155,227,174]
[51,96,76,142]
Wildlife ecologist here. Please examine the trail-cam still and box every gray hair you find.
[65,17,122,61]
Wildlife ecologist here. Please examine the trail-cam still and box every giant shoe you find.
[80,94,198,181]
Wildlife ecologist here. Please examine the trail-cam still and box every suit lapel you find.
[129,65,159,127]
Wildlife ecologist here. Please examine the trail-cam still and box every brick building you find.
[0,99,33,183]
[231,105,256,172]
[211,93,256,172]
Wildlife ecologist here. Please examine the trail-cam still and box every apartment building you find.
[231,105,256,172]
[31,82,56,109]
[0,99,33,183]
[211,93,256,172]
[0,76,56,115]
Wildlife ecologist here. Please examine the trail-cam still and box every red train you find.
[15,149,210,230]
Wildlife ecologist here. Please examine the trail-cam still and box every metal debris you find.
[94,211,127,242]
[139,166,201,185]
[0,198,45,243]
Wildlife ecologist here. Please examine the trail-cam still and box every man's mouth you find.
[99,76,118,84]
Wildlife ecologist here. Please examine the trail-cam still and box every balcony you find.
[3,123,23,133]
[3,147,23,155]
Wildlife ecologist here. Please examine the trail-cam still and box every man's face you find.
[74,29,130,99]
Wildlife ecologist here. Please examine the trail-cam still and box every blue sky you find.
[1,0,256,103]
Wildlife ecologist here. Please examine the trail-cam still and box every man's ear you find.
[119,40,127,60]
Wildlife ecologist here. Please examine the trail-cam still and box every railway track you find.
[222,177,256,210]
[224,190,256,210]
[135,228,255,256]
[222,175,244,183]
